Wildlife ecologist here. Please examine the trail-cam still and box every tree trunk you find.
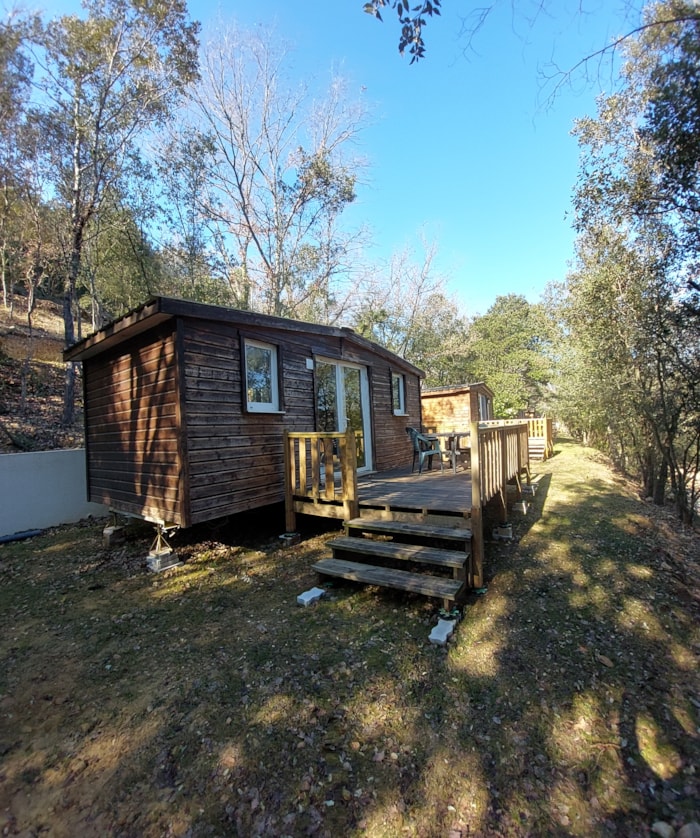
[61,233,82,427]
[652,455,667,506]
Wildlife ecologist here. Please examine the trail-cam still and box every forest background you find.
[0,0,698,525]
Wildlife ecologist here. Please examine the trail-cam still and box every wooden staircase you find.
[528,437,548,461]
[312,518,472,608]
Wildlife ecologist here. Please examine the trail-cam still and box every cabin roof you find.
[421,382,494,399]
[63,296,424,376]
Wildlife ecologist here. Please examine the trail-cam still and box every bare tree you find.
[184,23,369,320]
[352,237,471,382]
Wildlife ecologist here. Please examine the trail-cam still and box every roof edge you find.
[63,295,424,376]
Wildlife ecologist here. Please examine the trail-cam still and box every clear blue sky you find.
[188,0,634,316]
[26,0,637,316]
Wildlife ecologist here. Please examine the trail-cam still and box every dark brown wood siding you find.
[83,323,184,524]
[368,360,421,472]
[182,318,422,523]
[182,319,312,524]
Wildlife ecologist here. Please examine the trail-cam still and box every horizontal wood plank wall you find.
[371,364,421,472]
[183,319,315,524]
[421,392,473,434]
[84,323,183,524]
[182,320,421,524]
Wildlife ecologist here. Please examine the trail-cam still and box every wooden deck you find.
[357,466,472,519]
[284,424,531,591]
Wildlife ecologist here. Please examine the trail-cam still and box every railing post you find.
[469,389,484,588]
[341,428,359,521]
[514,426,523,498]
[283,430,296,533]
[499,426,508,522]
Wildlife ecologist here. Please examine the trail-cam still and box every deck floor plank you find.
[345,517,472,542]
[357,467,473,515]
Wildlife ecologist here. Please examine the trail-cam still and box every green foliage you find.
[643,5,700,263]
[31,0,200,282]
[466,294,554,417]
[560,4,700,522]
[363,0,441,62]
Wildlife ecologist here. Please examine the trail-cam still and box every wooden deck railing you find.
[469,407,531,588]
[284,430,358,531]
[529,417,554,459]
[479,416,554,460]
[283,419,531,592]
[476,422,530,507]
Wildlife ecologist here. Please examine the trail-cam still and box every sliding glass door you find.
[316,359,372,471]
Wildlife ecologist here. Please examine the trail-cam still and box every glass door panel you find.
[315,359,372,472]
[342,366,366,469]
[316,362,338,432]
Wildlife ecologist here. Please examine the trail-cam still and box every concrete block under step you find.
[297,586,326,607]
[429,618,457,646]
[492,523,513,541]
[103,525,126,548]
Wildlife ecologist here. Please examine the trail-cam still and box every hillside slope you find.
[0,297,84,453]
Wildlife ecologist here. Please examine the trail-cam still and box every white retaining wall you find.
[0,448,108,537]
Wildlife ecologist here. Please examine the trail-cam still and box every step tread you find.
[345,518,471,542]
[313,558,463,599]
[328,536,467,569]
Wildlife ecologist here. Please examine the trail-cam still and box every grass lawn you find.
[0,440,698,837]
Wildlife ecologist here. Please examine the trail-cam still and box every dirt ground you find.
[0,441,698,837]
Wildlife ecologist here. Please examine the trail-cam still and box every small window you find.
[392,372,406,415]
[245,340,279,412]
[478,393,490,420]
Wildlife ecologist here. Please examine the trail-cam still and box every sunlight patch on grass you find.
[370,744,488,838]
[596,558,618,576]
[550,700,602,764]
[450,638,502,677]
[635,710,683,780]
[616,597,664,639]
[569,582,610,612]
[450,603,508,677]
[668,642,697,670]
[252,693,298,726]
[3,712,163,817]
[547,552,590,587]
[345,676,420,744]
[669,690,697,736]
[216,742,244,772]
[147,566,243,601]
[547,776,597,834]
[611,513,649,536]
[625,564,654,580]
[43,538,87,554]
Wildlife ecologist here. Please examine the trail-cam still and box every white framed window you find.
[245,339,279,412]
[392,372,406,415]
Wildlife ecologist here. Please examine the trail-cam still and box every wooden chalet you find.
[66,297,536,607]
[422,383,554,462]
[64,296,423,530]
[421,382,494,432]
